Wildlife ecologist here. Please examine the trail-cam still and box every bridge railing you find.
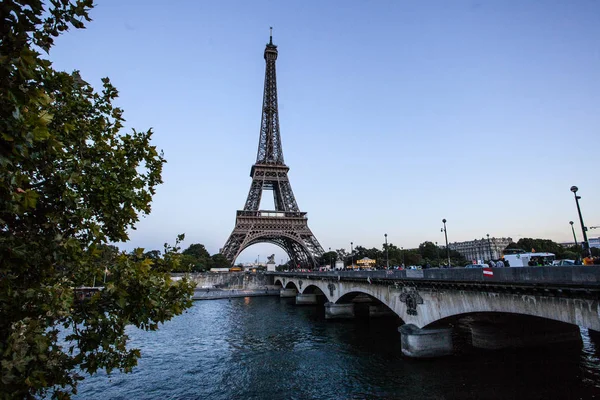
[270,266,600,288]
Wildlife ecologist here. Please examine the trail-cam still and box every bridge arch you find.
[302,284,327,296]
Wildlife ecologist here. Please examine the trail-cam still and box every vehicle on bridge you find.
[503,252,555,267]
[465,264,488,268]
[552,259,575,266]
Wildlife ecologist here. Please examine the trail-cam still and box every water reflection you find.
[74,297,600,400]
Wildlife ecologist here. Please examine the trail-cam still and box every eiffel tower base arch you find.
[221,212,323,269]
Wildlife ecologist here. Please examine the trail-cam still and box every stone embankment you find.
[192,288,280,300]
[171,272,280,300]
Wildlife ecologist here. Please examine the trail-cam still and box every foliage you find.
[174,243,233,272]
[505,238,596,259]
[183,243,210,260]
[211,253,230,269]
[0,1,194,397]
[333,240,466,268]
[318,250,338,266]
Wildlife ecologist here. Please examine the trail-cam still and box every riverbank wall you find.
[172,272,277,290]
[192,288,280,300]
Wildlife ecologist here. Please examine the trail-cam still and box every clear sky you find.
[49,0,600,263]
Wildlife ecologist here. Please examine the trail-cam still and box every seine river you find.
[74,296,600,399]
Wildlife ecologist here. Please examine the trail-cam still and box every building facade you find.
[448,237,513,262]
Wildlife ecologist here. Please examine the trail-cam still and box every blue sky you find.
[50,0,600,263]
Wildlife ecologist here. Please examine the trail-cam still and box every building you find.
[448,237,513,262]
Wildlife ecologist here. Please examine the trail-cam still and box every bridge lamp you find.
[442,219,450,268]
[570,186,591,256]
[384,234,389,269]
[569,221,579,248]
[487,233,492,261]
[351,242,354,269]
[329,247,332,270]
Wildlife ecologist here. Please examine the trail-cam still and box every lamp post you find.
[435,241,439,267]
[570,221,580,262]
[571,186,591,257]
[401,247,404,267]
[350,241,354,269]
[569,221,579,248]
[329,247,332,270]
[442,219,450,267]
[384,233,389,269]
[487,233,492,261]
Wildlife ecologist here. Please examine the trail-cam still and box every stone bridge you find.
[270,267,600,358]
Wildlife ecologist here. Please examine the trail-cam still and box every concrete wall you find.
[174,272,275,290]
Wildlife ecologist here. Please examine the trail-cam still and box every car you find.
[552,259,575,266]
[465,264,488,268]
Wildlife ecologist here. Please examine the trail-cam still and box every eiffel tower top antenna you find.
[256,26,284,166]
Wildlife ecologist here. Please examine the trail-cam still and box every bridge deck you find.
[270,266,600,295]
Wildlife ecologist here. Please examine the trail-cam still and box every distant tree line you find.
[144,243,230,272]
[304,241,467,269]
[506,238,599,260]
[280,236,597,271]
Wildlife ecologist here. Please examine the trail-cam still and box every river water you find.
[74,296,600,399]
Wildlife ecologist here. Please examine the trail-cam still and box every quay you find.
[192,288,280,300]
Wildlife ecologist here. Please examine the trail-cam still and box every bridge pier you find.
[280,288,297,298]
[296,293,318,305]
[324,302,355,319]
[399,324,453,358]
[468,319,581,350]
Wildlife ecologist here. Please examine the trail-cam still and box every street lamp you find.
[401,247,404,266]
[435,241,439,267]
[329,247,332,270]
[570,186,591,256]
[569,221,580,262]
[350,241,354,269]
[442,219,450,267]
[569,221,579,248]
[384,233,389,269]
[487,233,492,261]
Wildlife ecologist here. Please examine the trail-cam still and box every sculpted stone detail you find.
[327,283,336,297]
[399,287,424,316]
[299,280,303,290]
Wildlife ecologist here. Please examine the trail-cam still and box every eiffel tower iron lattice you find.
[221,29,324,268]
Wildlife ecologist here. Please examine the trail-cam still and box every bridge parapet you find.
[270,266,600,288]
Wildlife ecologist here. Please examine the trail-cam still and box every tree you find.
[211,253,231,269]
[336,248,348,265]
[181,243,211,272]
[0,2,194,397]
[418,241,438,261]
[319,250,338,267]
[183,243,210,260]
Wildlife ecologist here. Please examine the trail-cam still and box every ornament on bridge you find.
[299,280,303,290]
[327,283,336,297]
[399,287,424,316]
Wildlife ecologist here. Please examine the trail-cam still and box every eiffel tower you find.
[221,29,324,268]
